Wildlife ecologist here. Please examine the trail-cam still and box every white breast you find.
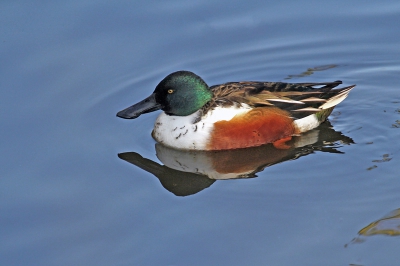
[152,105,251,150]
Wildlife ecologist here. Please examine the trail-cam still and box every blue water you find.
[2,1,400,265]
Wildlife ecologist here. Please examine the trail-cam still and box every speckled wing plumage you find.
[201,80,355,119]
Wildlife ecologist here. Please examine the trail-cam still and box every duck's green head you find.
[117,71,213,119]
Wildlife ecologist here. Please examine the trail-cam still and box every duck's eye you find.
[167,89,174,94]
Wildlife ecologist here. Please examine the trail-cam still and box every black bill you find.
[116,93,161,119]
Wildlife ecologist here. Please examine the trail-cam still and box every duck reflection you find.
[118,121,353,196]
[347,208,400,246]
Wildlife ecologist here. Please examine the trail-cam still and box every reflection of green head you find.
[154,71,213,116]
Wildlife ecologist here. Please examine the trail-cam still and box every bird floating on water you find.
[117,71,355,150]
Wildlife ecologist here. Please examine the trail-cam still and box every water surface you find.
[2,1,400,265]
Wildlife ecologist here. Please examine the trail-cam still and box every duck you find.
[117,70,355,150]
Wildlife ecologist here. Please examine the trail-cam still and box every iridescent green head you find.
[117,71,213,119]
[154,71,212,116]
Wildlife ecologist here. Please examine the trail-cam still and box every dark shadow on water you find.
[284,64,338,80]
[118,121,354,197]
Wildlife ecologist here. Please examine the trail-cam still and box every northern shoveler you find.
[117,71,355,150]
